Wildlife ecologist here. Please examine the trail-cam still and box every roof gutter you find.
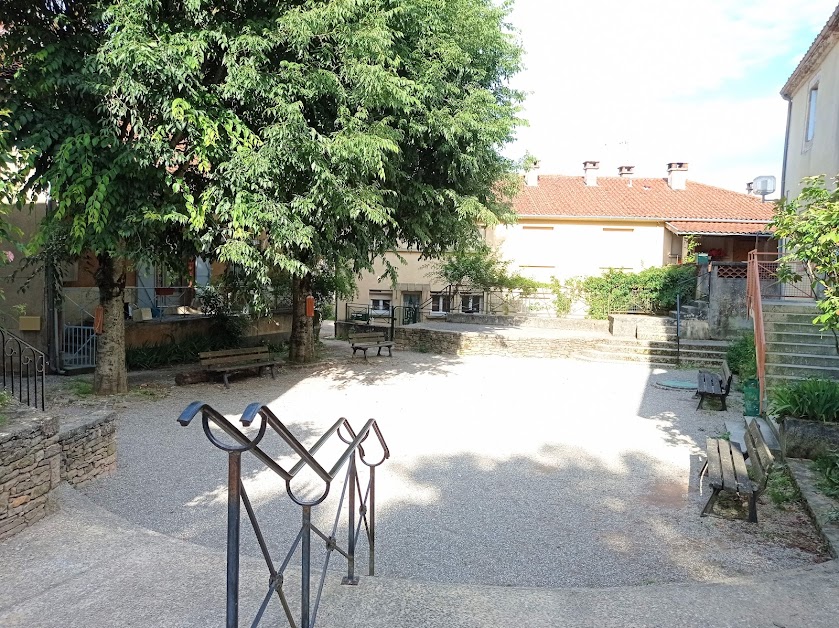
[517,215,770,224]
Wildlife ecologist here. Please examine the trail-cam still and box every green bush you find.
[770,378,839,422]
[813,450,839,499]
[125,329,243,370]
[726,332,757,381]
[573,265,697,320]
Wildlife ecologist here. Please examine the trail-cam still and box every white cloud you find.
[507,0,837,191]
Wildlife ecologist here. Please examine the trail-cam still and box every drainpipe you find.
[779,95,793,257]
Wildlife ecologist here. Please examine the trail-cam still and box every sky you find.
[505,0,838,194]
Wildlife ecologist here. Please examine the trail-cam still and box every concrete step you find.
[724,417,782,455]
[763,312,820,325]
[581,349,722,368]
[762,302,820,315]
[767,321,829,334]
[764,362,839,380]
[765,341,839,357]
[765,352,839,368]
[765,331,838,345]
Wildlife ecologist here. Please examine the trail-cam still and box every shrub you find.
[575,265,697,320]
[726,332,757,381]
[125,330,243,370]
[813,450,839,500]
[770,378,839,422]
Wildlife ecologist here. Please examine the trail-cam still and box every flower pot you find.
[780,416,839,459]
[18,316,41,332]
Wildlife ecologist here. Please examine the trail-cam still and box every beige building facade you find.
[339,162,776,321]
[781,4,839,199]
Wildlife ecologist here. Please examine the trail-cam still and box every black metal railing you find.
[177,402,389,628]
[1,327,47,411]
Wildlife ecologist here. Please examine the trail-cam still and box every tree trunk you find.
[289,273,315,363]
[94,255,128,395]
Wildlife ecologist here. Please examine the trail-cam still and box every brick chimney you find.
[583,160,599,187]
[667,162,688,190]
[618,165,634,178]
[525,160,540,187]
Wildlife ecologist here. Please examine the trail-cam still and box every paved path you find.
[4,341,834,626]
[1,487,837,628]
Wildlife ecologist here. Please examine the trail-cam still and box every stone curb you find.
[787,458,839,558]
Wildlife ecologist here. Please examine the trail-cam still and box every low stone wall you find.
[446,313,609,332]
[60,412,117,487]
[0,409,117,541]
[395,327,602,358]
[126,312,293,349]
[0,411,60,540]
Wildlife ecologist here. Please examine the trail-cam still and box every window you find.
[369,291,392,315]
[806,83,818,142]
[460,294,483,313]
[430,294,451,314]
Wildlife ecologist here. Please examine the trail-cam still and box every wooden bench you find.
[348,331,394,360]
[199,347,280,388]
[696,360,733,411]
[700,419,775,523]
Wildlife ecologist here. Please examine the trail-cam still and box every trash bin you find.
[743,378,760,416]
[695,253,710,265]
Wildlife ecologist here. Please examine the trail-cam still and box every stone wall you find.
[0,411,60,540]
[125,312,293,349]
[60,412,117,487]
[446,313,609,332]
[395,327,602,358]
[0,409,117,541]
[708,263,751,340]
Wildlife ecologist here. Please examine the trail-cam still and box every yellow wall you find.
[0,202,48,348]
[338,218,673,316]
[492,218,668,283]
[784,40,839,198]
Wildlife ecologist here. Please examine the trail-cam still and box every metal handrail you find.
[747,251,768,413]
[177,402,389,628]
[1,327,47,410]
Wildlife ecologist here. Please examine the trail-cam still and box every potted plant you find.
[770,378,839,458]
[14,304,41,332]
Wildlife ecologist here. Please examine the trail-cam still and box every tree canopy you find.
[2,0,525,376]
[99,0,525,360]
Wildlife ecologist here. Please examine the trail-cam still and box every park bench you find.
[696,360,733,411]
[199,346,280,388]
[348,330,393,360]
[700,419,775,523]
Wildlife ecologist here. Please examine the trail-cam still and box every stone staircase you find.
[668,298,709,320]
[763,301,839,387]
[580,337,727,368]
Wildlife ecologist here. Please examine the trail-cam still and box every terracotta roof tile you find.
[665,221,773,236]
[513,176,775,223]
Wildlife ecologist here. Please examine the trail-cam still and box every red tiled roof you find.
[665,221,773,236]
[513,176,775,224]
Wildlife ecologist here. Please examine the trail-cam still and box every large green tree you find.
[1,1,201,393]
[98,0,525,362]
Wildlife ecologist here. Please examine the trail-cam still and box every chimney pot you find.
[667,162,688,190]
[583,160,600,187]
[618,165,635,178]
[525,160,540,187]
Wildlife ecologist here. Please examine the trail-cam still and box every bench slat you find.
[208,361,277,373]
[718,440,738,492]
[201,353,272,368]
[199,346,269,359]
[728,441,753,493]
[745,420,774,491]
[706,438,723,488]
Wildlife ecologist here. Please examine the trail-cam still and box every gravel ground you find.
[53,331,828,588]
